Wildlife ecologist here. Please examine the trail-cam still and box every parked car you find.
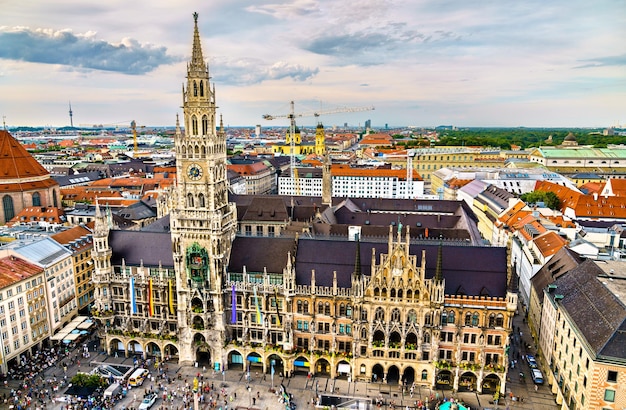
[526,354,538,368]
[531,368,544,385]
[138,393,157,410]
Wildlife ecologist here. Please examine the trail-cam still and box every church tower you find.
[170,12,237,365]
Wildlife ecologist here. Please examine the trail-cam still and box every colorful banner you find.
[148,278,154,317]
[253,286,262,324]
[129,276,137,314]
[231,284,237,324]
[168,280,175,315]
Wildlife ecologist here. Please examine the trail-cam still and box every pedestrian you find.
[534,384,538,392]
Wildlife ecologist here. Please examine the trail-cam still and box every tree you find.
[520,191,561,210]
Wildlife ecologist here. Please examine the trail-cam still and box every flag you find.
[129,276,137,314]
[168,279,175,315]
[148,278,154,317]
[253,286,263,324]
[273,289,281,327]
[231,284,237,324]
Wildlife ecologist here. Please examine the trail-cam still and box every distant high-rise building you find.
[255,124,261,138]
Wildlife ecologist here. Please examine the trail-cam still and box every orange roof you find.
[605,178,626,197]
[579,181,604,194]
[61,187,123,203]
[51,225,92,251]
[7,206,65,226]
[536,180,626,219]
[0,255,43,288]
[228,162,269,175]
[0,130,52,180]
[532,231,567,258]
[446,178,473,189]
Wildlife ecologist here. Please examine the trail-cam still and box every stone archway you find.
[109,338,124,356]
[228,350,244,370]
[482,373,501,393]
[293,356,310,375]
[195,343,211,366]
[436,370,453,389]
[387,365,400,384]
[267,354,283,376]
[459,371,477,392]
[164,343,178,361]
[372,364,384,382]
[145,342,161,359]
[315,358,331,376]
[402,366,415,385]
[127,340,143,357]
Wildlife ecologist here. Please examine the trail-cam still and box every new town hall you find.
[91,13,516,395]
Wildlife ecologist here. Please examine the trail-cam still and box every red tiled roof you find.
[0,130,50,180]
[0,255,43,288]
[8,206,65,226]
[533,231,567,258]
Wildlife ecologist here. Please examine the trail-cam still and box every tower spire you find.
[353,234,362,277]
[190,12,207,76]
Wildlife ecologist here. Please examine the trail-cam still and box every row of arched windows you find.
[192,80,205,98]
[180,142,223,159]
[373,287,420,299]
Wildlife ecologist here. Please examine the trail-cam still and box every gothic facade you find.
[90,13,515,396]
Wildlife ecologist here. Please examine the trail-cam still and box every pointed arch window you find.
[198,193,205,208]
[339,303,346,317]
[202,115,208,135]
[193,81,198,97]
[187,193,194,208]
[303,301,309,313]
[199,80,204,97]
[464,313,472,326]
[391,308,401,322]
[317,302,323,314]
[495,314,504,327]
[192,116,198,135]
[346,304,352,318]
[2,195,15,223]
[324,302,330,316]
[441,311,448,326]
[472,313,479,327]
[423,332,431,343]
[32,192,41,207]
[488,313,496,328]
[297,300,303,313]
[375,307,385,322]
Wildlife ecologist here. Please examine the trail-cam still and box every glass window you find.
[604,389,615,402]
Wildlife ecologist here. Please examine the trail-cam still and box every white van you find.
[103,382,122,398]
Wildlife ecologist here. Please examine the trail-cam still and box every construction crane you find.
[263,100,374,178]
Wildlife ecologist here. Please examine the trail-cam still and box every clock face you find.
[187,163,203,180]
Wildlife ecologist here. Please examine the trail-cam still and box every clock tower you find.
[170,12,237,366]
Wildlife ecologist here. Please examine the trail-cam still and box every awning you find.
[51,332,70,341]
[76,320,94,330]
[63,333,81,341]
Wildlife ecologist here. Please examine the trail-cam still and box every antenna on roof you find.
[2,116,6,130]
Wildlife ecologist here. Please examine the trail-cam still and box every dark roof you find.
[228,236,295,273]
[550,259,626,359]
[531,247,584,303]
[116,199,156,221]
[141,215,171,233]
[240,197,289,222]
[292,239,507,296]
[53,171,102,187]
[110,230,173,267]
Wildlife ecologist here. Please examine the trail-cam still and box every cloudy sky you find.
[1,0,625,128]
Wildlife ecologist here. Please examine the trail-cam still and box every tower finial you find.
[193,12,198,23]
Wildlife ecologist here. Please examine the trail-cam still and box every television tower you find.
[69,101,74,127]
